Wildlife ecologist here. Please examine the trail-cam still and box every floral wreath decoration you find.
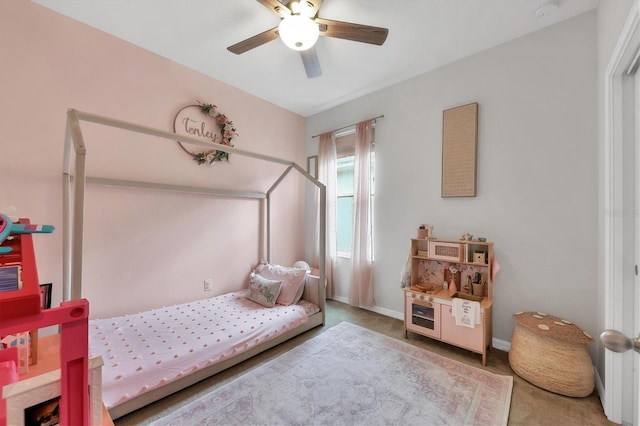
[175,100,238,165]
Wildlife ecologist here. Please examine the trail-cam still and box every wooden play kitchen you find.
[403,236,495,365]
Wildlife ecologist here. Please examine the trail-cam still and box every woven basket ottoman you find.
[509,311,594,397]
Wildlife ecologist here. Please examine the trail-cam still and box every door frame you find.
[603,2,640,423]
[635,67,640,426]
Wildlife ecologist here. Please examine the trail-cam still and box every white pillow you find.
[254,263,307,306]
[292,260,311,271]
[246,273,282,308]
[292,277,306,305]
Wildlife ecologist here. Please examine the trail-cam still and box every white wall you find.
[307,12,599,354]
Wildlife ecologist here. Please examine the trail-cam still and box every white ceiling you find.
[34,0,598,117]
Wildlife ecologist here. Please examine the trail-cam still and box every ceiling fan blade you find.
[305,0,323,18]
[227,27,280,54]
[315,18,388,46]
[257,0,291,18]
[300,47,321,78]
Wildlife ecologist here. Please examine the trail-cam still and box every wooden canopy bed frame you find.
[61,109,326,419]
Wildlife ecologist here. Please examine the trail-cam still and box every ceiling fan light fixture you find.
[278,14,319,51]
[291,1,314,18]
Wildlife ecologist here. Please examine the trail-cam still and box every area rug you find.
[151,321,512,425]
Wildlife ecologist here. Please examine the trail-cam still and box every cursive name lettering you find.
[182,117,221,143]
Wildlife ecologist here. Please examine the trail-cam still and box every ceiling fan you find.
[227,0,389,78]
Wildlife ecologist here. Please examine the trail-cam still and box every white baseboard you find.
[331,296,404,320]
[492,338,511,352]
[595,366,605,407]
[330,295,349,305]
[362,305,404,321]
[331,298,513,350]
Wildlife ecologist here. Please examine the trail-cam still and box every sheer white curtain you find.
[349,120,374,307]
[313,131,337,299]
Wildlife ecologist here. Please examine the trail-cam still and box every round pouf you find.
[509,311,594,397]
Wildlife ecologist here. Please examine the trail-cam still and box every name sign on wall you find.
[173,102,237,165]
[441,102,478,197]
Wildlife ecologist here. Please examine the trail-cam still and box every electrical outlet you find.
[204,278,213,291]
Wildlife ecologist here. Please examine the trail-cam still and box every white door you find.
[600,63,640,425]
[635,65,640,426]
[602,4,640,424]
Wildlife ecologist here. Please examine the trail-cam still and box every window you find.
[336,155,354,254]
[335,130,375,257]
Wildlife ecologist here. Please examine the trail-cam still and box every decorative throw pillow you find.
[246,273,282,308]
[254,263,307,306]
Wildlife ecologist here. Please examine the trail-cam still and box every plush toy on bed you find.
[0,213,55,254]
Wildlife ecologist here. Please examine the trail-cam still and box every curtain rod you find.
[311,114,384,139]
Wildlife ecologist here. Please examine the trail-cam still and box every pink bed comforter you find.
[89,291,311,408]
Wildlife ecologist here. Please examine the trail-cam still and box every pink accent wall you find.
[0,1,306,317]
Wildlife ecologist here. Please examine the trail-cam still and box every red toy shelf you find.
[0,218,41,321]
[0,218,93,425]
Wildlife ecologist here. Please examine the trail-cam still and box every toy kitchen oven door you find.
[405,293,441,339]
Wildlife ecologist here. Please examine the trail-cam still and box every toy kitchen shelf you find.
[404,237,495,365]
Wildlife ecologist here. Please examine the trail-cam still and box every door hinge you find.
[636,265,638,276]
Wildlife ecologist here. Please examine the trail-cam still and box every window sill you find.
[337,252,352,259]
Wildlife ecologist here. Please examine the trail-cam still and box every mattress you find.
[89,291,316,408]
